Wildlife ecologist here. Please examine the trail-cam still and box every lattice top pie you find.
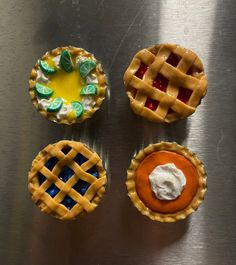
[28,140,107,220]
[124,44,208,123]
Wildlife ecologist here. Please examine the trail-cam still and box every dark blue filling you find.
[59,166,74,182]
[74,153,88,165]
[73,179,90,195]
[39,155,99,210]
[61,195,76,209]
[71,166,99,196]
[87,166,99,178]
[61,146,71,154]
[38,172,46,185]
[45,157,59,171]
[91,171,99,178]
[38,158,58,185]
[46,184,60,198]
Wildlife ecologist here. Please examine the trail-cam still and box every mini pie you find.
[28,140,107,220]
[29,46,106,124]
[126,142,207,222]
[124,43,208,123]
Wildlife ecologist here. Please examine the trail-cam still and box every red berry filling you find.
[167,108,174,115]
[153,74,168,92]
[145,98,159,111]
[186,66,202,76]
[135,63,148,79]
[177,87,192,103]
[166,53,181,67]
[132,88,137,97]
[186,66,194,75]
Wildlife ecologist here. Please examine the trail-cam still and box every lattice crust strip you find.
[28,140,107,220]
[124,43,208,123]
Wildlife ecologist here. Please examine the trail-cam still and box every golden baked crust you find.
[28,140,107,220]
[29,46,106,124]
[124,44,208,123]
[126,142,207,222]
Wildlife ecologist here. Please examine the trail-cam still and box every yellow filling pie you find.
[45,57,87,103]
[29,46,107,124]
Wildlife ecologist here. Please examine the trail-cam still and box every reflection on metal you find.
[0,0,236,264]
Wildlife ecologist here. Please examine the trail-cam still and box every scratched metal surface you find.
[0,0,236,264]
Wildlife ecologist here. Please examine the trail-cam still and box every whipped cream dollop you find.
[36,69,48,84]
[86,73,98,84]
[82,96,96,111]
[76,56,87,66]
[149,163,186,200]
[52,55,61,68]
[55,104,73,120]
[37,98,51,109]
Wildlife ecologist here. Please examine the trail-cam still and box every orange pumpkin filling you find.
[135,151,199,213]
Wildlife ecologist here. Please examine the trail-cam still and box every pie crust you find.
[124,43,208,123]
[28,140,107,220]
[126,142,207,222]
[29,46,106,124]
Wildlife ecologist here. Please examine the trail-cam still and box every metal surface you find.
[0,0,236,264]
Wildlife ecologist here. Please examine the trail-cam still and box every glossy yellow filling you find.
[68,110,77,121]
[47,68,86,103]
[45,58,55,67]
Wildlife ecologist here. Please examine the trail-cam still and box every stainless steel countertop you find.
[0,0,236,264]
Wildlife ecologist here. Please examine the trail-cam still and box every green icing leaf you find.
[47,97,63,112]
[71,101,84,118]
[80,84,97,96]
[39,60,56,75]
[60,50,73,72]
[79,60,96,78]
[35,83,53,99]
